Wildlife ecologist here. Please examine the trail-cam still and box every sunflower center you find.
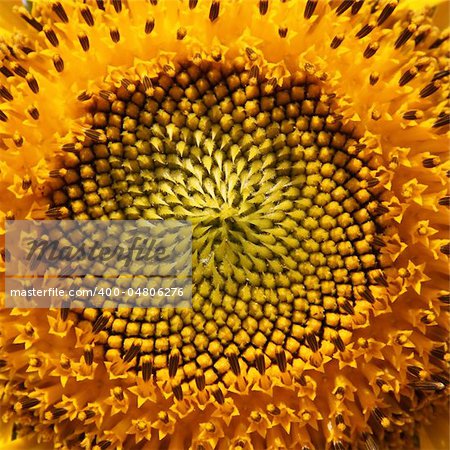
[53,59,382,381]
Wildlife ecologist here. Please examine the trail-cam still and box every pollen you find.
[0,1,449,450]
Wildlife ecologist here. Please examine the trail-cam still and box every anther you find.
[195,370,206,390]
[27,106,39,120]
[306,332,319,352]
[255,350,266,374]
[13,133,23,147]
[330,34,344,49]
[429,35,448,50]
[432,70,450,82]
[53,55,64,72]
[0,110,7,122]
[351,1,364,15]
[212,387,225,404]
[77,90,92,101]
[356,23,375,39]
[145,18,155,34]
[123,340,141,363]
[26,74,39,93]
[61,142,82,152]
[81,7,95,26]
[335,1,353,16]
[112,0,122,13]
[109,27,120,43]
[371,408,390,428]
[177,27,187,40]
[12,63,27,78]
[227,352,240,375]
[409,381,445,392]
[399,67,417,86]
[97,441,112,450]
[372,236,385,247]
[78,33,90,52]
[278,27,288,38]
[168,349,180,378]
[52,2,69,23]
[84,129,106,143]
[395,24,416,49]
[267,404,281,415]
[333,335,346,352]
[189,0,198,9]
[440,244,450,256]
[402,110,422,121]
[92,312,110,333]
[84,345,94,366]
[438,293,450,304]
[377,1,397,25]
[364,43,379,58]
[44,26,59,47]
[142,76,153,94]
[341,300,354,315]
[259,0,268,15]
[275,348,287,372]
[48,407,68,420]
[0,66,13,78]
[433,114,449,128]
[361,287,375,303]
[22,175,31,191]
[141,355,153,382]
[369,73,379,85]
[16,397,40,411]
[19,12,43,32]
[209,1,220,22]
[304,0,318,19]
[420,81,440,98]
[422,157,439,168]
[172,383,183,401]
[332,442,345,450]
[96,0,105,10]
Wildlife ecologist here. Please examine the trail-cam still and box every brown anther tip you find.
[172,383,183,401]
[19,11,43,32]
[440,243,450,256]
[420,81,440,98]
[433,113,450,128]
[361,287,375,303]
[212,387,225,404]
[177,27,187,40]
[255,350,266,374]
[189,0,198,9]
[0,85,13,101]
[330,34,344,49]
[306,333,319,352]
[356,23,375,40]
[195,370,206,390]
[438,293,450,304]
[25,74,39,94]
[52,2,68,23]
[168,349,180,378]
[227,352,240,375]
[399,67,418,86]
[377,1,397,26]
[402,110,419,120]
[123,340,141,363]
[0,110,8,122]
[112,0,122,13]
[369,72,379,85]
[209,0,220,22]
[432,69,450,82]
[27,106,40,120]
[278,27,288,38]
[333,335,346,352]
[438,196,450,207]
[78,33,90,52]
[267,404,281,415]
[22,175,32,191]
[364,43,379,58]
[80,6,95,27]
[53,55,64,72]
[395,24,416,49]
[145,18,155,34]
[96,0,105,10]
[275,348,287,372]
[141,355,153,382]
[351,1,364,15]
[304,0,318,19]
[109,27,120,43]
[83,345,94,366]
[259,0,268,15]
[92,313,110,333]
[409,381,445,392]
[335,1,353,16]
[44,26,59,47]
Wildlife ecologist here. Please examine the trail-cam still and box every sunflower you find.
[0,0,449,449]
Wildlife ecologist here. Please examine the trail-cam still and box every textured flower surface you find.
[0,0,449,449]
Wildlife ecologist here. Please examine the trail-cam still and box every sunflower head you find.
[0,1,449,449]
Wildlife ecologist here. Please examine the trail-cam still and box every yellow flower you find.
[0,1,449,449]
